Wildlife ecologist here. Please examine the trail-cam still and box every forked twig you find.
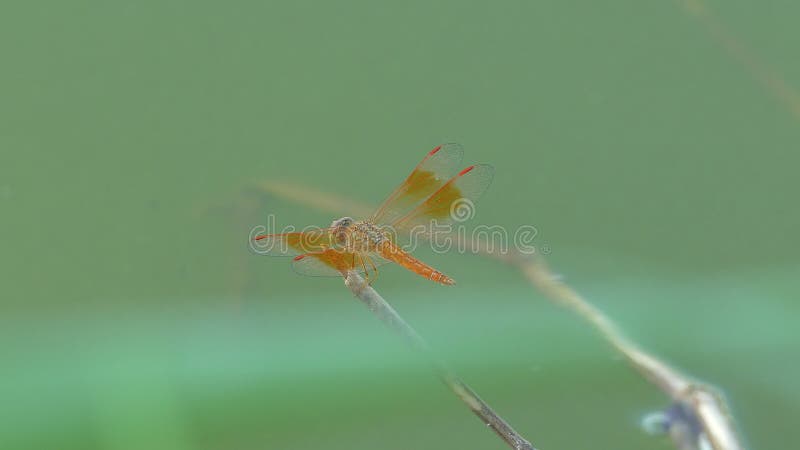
[345,271,536,450]
[518,258,743,450]
[247,179,745,450]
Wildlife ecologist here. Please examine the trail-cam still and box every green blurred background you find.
[1,1,797,449]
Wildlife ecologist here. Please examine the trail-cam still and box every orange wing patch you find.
[292,249,358,277]
[392,164,494,230]
[254,228,333,256]
[370,144,464,225]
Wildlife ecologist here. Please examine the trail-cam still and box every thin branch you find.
[249,179,747,450]
[519,258,743,450]
[676,0,800,122]
[344,271,536,450]
[248,180,374,218]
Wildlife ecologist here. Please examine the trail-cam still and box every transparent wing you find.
[292,249,357,277]
[292,250,394,277]
[252,228,334,257]
[292,249,361,277]
[370,143,464,225]
[392,164,494,233]
[365,251,393,268]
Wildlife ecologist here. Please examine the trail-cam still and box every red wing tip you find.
[428,145,442,155]
[254,235,268,241]
[458,165,475,176]
[293,254,306,261]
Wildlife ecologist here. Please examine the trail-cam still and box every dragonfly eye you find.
[331,216,354,228]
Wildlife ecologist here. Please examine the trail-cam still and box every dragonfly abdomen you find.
[379,241,455,286]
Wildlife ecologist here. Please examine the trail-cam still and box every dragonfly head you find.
[330,216,354,229]
[330,216,355,246]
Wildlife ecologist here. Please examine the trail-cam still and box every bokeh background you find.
[1,1,797,449]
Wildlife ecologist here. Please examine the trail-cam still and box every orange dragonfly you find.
[254,144,493,285]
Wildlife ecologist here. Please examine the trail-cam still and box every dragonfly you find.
[254,144,493,285]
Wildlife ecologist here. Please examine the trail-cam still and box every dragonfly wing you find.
[363,251,393,269]
[292,249,363,277]
[292,249,395,277]
[253,228,334,256]
[370,143,464,225]
[392,164,494,234]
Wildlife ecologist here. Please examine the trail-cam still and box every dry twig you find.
[344,271,536,450]
[677,0,800,122]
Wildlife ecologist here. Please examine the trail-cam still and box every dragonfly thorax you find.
[330,217,386,252]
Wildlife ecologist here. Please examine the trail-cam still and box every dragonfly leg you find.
[356,252,370,284]
[366,255,379,285]
[350,252,362,283]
